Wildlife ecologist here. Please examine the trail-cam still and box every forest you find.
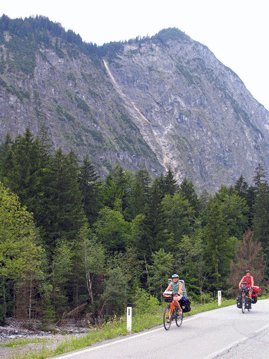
[0,127,268,326]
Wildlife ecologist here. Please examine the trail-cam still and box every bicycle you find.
[163,291,183,330]
[240,282,251,314]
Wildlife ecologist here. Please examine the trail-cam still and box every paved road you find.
[52,299,269,359]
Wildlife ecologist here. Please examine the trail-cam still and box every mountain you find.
[1,15,269,194]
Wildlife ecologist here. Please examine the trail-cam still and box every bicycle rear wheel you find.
[242,295,245,313]
[175,309,183,327]
[163,305,172,330]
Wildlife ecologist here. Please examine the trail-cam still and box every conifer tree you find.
[1,127,49,218]
[40,148,86,253]
[0,133,13,182]
[180,177,200,217]
[102,165,131,214]
[253,163,266,189]
[163,167,179,196]
[162,192,195,244]
[234,175,255,228]
[204,199,237,292]
[142,177,168,258]
[125,168,150,220]
[216,188,249,239]
[234,175,248,200]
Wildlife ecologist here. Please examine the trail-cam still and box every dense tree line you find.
[0,128,268,325]
[0,14,124,60]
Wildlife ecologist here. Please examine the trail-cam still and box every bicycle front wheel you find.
[175,309,183,327]
[242,295,245,314]
[163,305,172,330]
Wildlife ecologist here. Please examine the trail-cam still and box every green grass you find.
[4,297,268,359]
[0,338,48,348]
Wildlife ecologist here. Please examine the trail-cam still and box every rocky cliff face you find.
[0,18,269,193]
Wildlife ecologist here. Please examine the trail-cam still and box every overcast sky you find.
[1,0,269,110]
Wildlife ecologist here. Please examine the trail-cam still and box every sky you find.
[1,0,269,110]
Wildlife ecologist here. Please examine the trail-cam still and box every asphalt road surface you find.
[52,299,269,359]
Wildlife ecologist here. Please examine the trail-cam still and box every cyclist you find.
[239,270,254,299]
[163,274,183,317]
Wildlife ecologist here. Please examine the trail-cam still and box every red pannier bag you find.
[252,286,261,294]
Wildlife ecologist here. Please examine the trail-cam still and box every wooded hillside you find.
[0,128,268,325]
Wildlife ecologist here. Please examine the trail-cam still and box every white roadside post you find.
[127,305,132,332]
[218,290,221,306]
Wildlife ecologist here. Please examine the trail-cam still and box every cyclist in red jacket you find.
[239,270,254,299]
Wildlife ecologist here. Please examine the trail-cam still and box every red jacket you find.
[242,275,253,288]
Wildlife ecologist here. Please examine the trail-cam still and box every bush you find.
[134,288,160,315]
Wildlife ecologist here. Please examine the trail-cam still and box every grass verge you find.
[3,297,268,359]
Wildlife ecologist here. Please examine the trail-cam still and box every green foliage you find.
[125,168,150,220]
[252,181,269,278]
[180,177,200,216]
[215,186,249,239]
[102,266,127,316]
[175,235,205,298]
[133,287,160,315]
[0,182,43,279]
[5,35,38,74]
[162,192,195,244]
[152,28,190,46]
[94,207,131,252]
[78,156,102,226]
[40,149,86,252]
[0,77,30,102]
[102,165,131,213]
[204,199,237,291]
[0,126,268,324]
[148,248,173,297]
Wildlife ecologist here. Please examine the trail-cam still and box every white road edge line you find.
[51,315,200,359]
[203,322,269,359]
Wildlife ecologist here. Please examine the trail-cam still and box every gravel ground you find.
[0,319,91,359]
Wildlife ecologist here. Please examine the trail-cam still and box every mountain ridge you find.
[0,15,269,193]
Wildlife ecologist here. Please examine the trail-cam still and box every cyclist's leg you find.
[174,296,182,313]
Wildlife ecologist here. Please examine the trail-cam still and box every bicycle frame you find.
[163,292,183,330]
[240,285,250,314]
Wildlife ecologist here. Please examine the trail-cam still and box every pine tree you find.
[40,148,86,253]
[163,167,179,196]
[253,163,266,189]
[142,177,169,259]
[180,177,200,217]
[162,192,195,244]
[1,128,49,217]
[234,175,248,200]
[102,165,131,214]
[0,133,13,182]
[234,175,256,228]
[125,168,150,220]
[204,199,236,292]
[78,155,102,226]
